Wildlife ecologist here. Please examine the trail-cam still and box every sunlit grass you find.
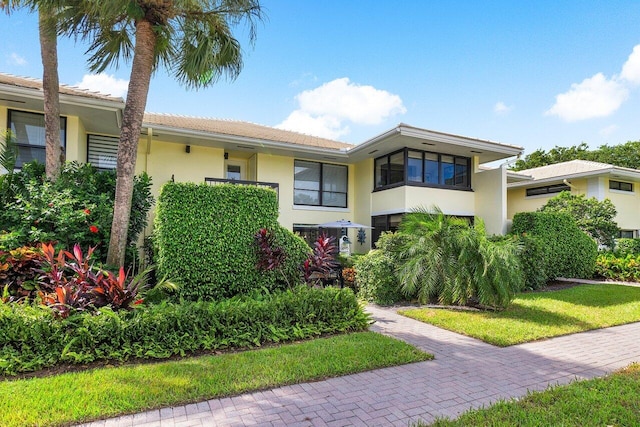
[0,331,432,427]
[400,284,640,346]
[416,363,640,426]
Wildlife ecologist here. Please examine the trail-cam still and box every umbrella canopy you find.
[318,219,373,229]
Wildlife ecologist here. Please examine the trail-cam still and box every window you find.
[294,160,347,208]
[374,149,470,190]
[609,180,633,192]
[9,110,66,168]
[619,230,635,239]
[87,134,118,170]
[293,224,341,247]
[525,184,570,197]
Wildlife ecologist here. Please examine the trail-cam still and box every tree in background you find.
[511,141,640,171]
[49,0,263,266]
[538,191,619,248]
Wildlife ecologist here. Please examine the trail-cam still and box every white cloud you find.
[276,77,406,139]
[75,73,129,98]
[599,124,619,137]
[620,44,640,85]
[8,53,26,66]
[493,101,513,115]
[545,73,628,121]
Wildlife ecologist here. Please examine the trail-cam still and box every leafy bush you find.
[595,253,640,282]
[392,209,523,309]
[0,286,369,375]
[355,248,404,306]
[0,246,42,301]
[615,238,640,256]
[155,183,309,300]
[0,162,153,265]
[512,212,597,280]
[515,233,549,290]
[302,233,340,286]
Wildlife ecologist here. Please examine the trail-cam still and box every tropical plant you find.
[254,228,291,286]
[393,207,523,309]
[43,0,263,266]
[538,191,619,247]
[302,233,340,287]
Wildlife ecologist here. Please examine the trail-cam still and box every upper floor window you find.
[525,184,570,197]
[87,134,118,170]
[374,148,470,190]
[9,110,66,168]
[609,180,633,192]
[294,160,347,208]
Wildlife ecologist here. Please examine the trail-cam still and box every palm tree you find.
[53,0,263,266]
[2,1,63,180]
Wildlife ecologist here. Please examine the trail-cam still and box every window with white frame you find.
[87,134,119,170]
[9,110,66,168]
[294,160,347,208]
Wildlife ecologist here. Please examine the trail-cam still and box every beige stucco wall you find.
[65,116,85,163]
[474,167,506,235]
[371,185,475,217]
[507,179,588,220]
[605,186,640,231]
[353,158,373,252]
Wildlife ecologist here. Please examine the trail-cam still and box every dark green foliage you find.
[355,248,405,306]
[517,234,549,290]
[512,212,597,280]
[539,191,619,248]
[155,183,309,300]
[0,286,369,375]
[0,162,153,265]
[615,238,640,256]
[511,140,640,171]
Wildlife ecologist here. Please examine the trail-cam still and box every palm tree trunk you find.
[106,19,156,267]
[39,11,62,181]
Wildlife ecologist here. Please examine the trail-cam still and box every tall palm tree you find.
[2,1,63,180]
[53,0,263,266]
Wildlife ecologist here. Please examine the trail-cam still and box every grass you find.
[399,284,640,346]
[0,331,432,427]
[416,363,640,426]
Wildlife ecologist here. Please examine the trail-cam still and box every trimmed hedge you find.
[155,183,309,300]
[0,286,370,376]
[512,212,597,280]
[355,250,405,306]
[615,238,640,256]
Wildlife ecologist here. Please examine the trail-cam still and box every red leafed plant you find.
[0,246,44,302]
[302,233,340,286]
[254,228,291,286]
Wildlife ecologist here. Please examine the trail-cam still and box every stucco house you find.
[1,72,524,251]
[507,160,640,238]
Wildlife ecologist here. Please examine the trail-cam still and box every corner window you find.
[294,160,347,208]
[374,149,470,191]
[9,110,66,168]
[609,180,633,192]
[87,134,118,170]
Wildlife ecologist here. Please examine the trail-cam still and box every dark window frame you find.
[8,109,67,168]
[609,180,634,192]
[293,160,348,208]
[525,184,571,197]
[86,134,119,171]
[373,148,472,192]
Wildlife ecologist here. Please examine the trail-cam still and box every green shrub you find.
[0,162,153,265]
[517,234,549,290]
[355,248,405,306]
[512,212,597,280]
[595,253,640,282]
[155,183,309,300]
[0,286,369,375]
[615,238,640,256]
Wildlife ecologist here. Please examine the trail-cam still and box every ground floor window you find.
[293,224,341,247]
[9,109,66,168]
[619,230,636,238]
[371,213,474,247]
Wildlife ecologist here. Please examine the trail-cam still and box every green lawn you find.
[399,284,640,346]
[417,363,640,426]
[0,331,432,427]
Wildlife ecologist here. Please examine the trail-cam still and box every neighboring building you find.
[0,73,523,251]
[507,160,640,237]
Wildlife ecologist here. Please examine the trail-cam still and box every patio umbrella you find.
[317,219,372,229]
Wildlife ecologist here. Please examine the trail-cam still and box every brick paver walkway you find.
[78,305,640,427]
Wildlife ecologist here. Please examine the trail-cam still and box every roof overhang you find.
[507,166,640,189]
[141,122,351,162]
[347,124,523,163]
[0,82,124,135]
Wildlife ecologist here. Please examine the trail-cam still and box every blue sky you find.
[1,1,640,157]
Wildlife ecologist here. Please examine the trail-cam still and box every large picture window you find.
[375,149,471,190]
[294,160,347,208]
[9,110,66,168]
[87,134,119,170]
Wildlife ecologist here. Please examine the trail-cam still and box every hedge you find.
[511,211,597,280]
[615,238,640,256]
[0,286,370,376]
[155,183,309,300]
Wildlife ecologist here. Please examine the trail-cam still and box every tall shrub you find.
[155,183,309,300]
[512,211,597,280]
